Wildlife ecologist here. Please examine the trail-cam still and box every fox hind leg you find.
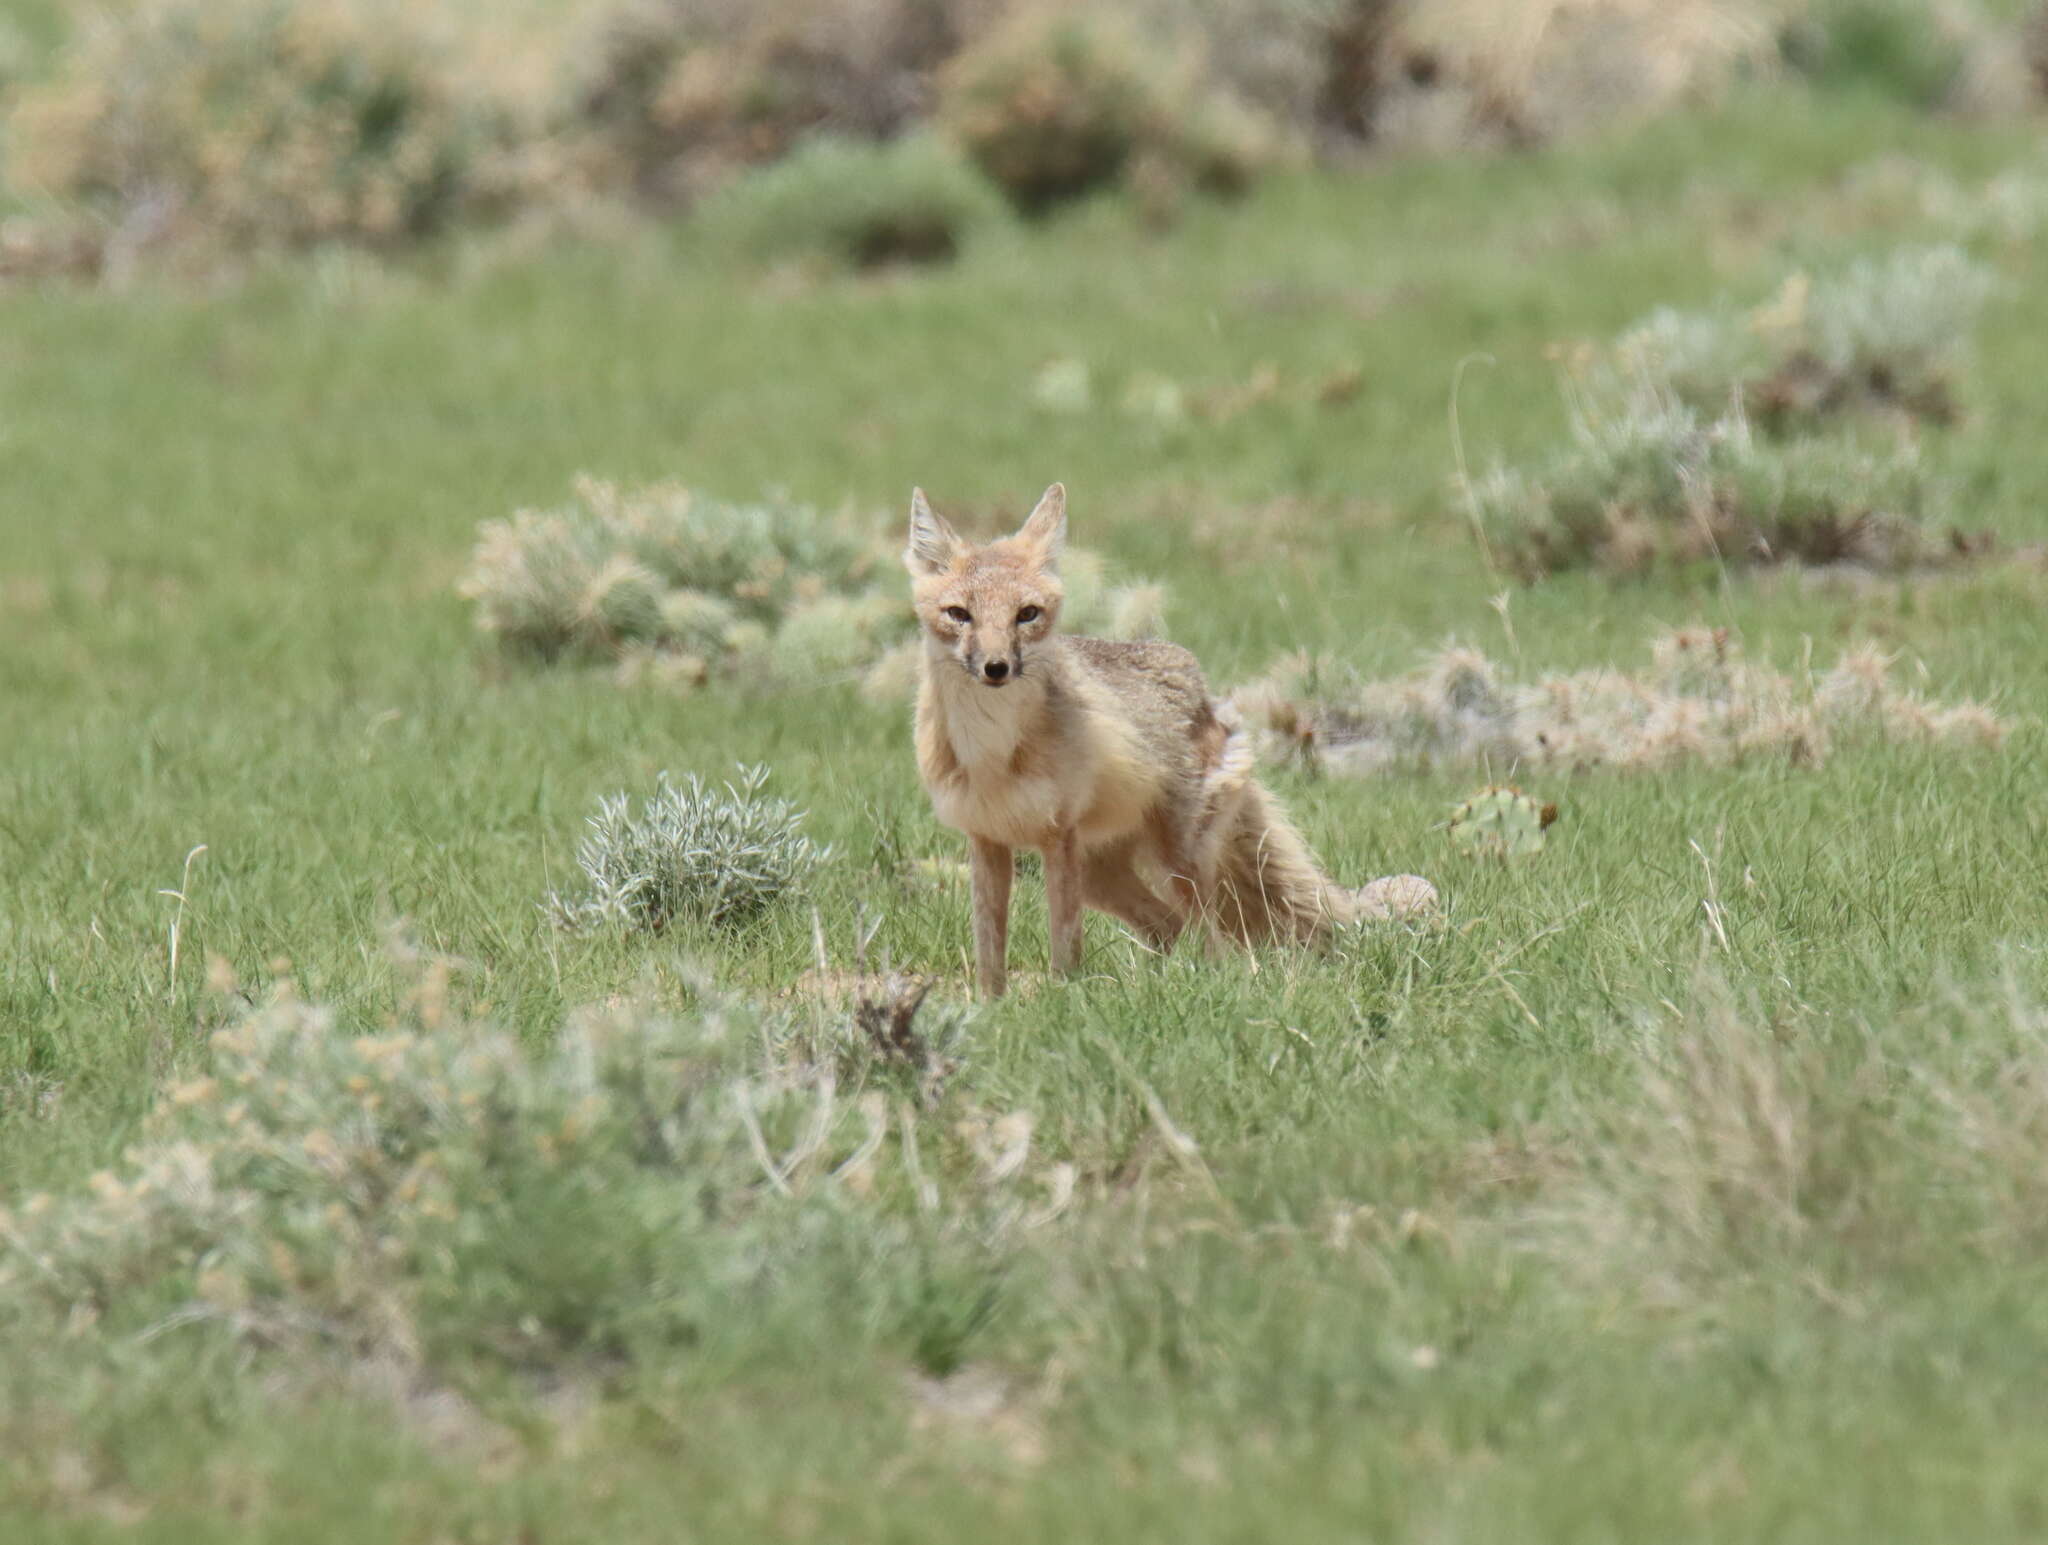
[1044,826,1086,976]
[1082,839,1187,952]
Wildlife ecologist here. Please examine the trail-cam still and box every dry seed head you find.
[1930,703,2008,747]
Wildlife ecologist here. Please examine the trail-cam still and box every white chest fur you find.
[939,675,1033,768]
[922,674,1070,848]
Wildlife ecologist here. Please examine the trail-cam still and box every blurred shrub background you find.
[3,0,2042,277]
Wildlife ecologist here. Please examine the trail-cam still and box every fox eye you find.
[942,606,971,624]
[1016,606,1042,624]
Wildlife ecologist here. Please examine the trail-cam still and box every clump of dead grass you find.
[1230,628,2008,777]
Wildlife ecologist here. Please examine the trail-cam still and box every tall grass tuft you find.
[1547,977,2048,1304]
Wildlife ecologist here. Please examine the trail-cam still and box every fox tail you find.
[1187,708,1354,943]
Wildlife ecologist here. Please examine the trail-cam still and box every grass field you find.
[5,80,2048,1541]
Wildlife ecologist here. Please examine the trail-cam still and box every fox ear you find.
[1015,482,1066,569]
[905,487,962,576]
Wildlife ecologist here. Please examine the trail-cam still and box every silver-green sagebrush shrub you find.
[707,132,1010,268]
[1778,0,1984,110]
[0,960,1057,1376]
[937,7,1282,216]
[1784,245,1996,425]
[1470,386,1959,579]
[462,475,1170,693]
[1611,246,1996,430]
[570,0,976,207]
[5,0,532,263]
[546,766,826,933]
[460,476,877,663]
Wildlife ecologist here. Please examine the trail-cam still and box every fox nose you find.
[982,659,1010,683]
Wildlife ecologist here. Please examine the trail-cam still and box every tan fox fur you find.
[906,482,1376,999]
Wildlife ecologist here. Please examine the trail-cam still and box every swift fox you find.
[906,482,1421,999]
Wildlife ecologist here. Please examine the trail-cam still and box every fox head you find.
[904,483,1066,688]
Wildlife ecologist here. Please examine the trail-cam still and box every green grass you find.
[6,87,2048,1540]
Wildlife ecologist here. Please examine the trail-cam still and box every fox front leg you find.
[1044,825,1085,977]
[969,836,1014,1000]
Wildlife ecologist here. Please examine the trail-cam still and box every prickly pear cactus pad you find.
[1447,786,1558,860]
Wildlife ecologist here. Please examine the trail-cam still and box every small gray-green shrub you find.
[571,0,975,206]
[937,7,1281,215]
[1613,246,1996,430]
[459,476,877,664]
[460,475,1171,692]
[546,766,825,932]
[784,973,977,1110]
[1780,244,1997,425]
[5,0,534,264]
[1470,388,1958,579]
[1230,629,2007,776]
[708,132,1009,268]
[1778,0,1981,110]
[1833,153,2048,243]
